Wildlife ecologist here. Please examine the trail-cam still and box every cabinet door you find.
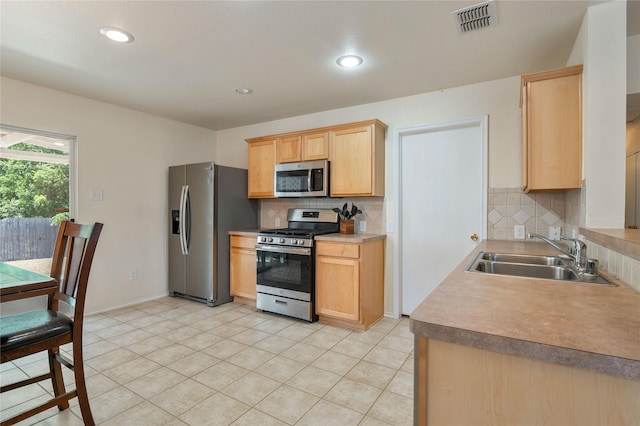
[522,66,582,192]
[248,139,276,198]
[277,135,302,163]
[230,236,257,299]
[330,125,373,196]
[316,255,360,321]
[302,132,329,161]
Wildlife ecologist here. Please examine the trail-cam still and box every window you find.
[0,125,75,274]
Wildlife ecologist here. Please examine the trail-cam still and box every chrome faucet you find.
[527,233,597,275]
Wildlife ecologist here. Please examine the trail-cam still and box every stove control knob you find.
[267,237,273,243]
[259,237,266,242]
[279,238,285,243]
[298,240,305,245]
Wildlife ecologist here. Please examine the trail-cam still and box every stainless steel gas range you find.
[255,208,339,322]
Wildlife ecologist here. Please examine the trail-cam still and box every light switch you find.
[89,189,103,201]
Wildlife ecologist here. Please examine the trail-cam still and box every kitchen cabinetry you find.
[330,120,386,197]
[246,119,386,198]
[315,238,384,331]
[626,152,640,228]
[246,138,276,198]
[276,135,302,163]
[521,64,582,193]
[276,132,329,163]
[415,338,639,425]
[229,235,257,302]
[302,131,329,161]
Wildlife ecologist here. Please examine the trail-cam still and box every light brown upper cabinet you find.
[246,119,386,198]
[521,65,583,193]
[276,135,302,163]
[246,138,276,198]
[276,132,329,163]
[330,120,387,197]
[302,132,329,161]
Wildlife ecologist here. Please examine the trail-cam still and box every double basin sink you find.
[466,252,616,285]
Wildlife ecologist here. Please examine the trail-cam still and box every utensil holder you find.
[340,220,354,234]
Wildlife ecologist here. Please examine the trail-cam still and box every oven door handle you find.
[256,245,311,256]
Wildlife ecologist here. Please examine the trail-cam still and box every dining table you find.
[0,261,57,303]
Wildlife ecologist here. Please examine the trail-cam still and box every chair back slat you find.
[49,221,103,314]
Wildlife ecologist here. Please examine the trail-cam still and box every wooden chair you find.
[1,221,103,426]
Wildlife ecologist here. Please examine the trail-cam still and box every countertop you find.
[580,227,640,261]
[228,229,260,237]
[410,240,640,380]
[314,233,386,243]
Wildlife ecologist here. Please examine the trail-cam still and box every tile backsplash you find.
[259,188,571,239]
[487,188,567,240]
[259,197,385,234]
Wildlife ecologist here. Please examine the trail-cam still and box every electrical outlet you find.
[386,222,394,233]
[359,221,366,232]
[129,270,138,281]
[275,218,281,227]
[549,226,561,240]
[514,225,525,239]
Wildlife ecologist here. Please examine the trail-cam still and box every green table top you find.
[0,261,54,290]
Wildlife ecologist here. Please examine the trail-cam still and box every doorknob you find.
[470,233,479,241]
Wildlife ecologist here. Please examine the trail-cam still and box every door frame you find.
[392,116,488,318]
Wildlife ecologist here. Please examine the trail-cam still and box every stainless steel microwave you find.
[274,160,329,197]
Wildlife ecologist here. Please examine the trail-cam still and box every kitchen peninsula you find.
[410,239,640,425]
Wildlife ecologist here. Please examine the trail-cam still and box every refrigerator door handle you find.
[179,185,190,255]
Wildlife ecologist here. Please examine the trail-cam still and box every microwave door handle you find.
[307,169,312,193]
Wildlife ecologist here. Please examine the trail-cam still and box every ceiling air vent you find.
[451,0,497,34]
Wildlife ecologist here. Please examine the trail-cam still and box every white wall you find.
[568,1,626,228]
[217,76,522,314]
[218,77,522,187]
[1,77,217,313]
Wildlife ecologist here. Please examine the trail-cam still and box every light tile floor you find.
[1,297,414,425]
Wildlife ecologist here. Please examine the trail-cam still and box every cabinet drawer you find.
[231,235,257,249]
[316,242,360,259]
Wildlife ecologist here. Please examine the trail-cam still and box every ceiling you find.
[1,1,638,131]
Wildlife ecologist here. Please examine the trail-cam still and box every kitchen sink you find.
[474,260,578,280]
[480,252,567,266]
[466,251,616,286]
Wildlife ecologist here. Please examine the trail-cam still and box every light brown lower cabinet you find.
[315,238,384,331]
[414,337,640,425]
[229,235,256,303]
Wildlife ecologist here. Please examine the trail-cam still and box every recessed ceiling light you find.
[336,55,363,68]
[235,88,252,95]
[100,27,134,43]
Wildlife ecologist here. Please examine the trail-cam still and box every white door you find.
[396,117,487,316]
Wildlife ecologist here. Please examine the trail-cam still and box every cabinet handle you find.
[275,299,287,305]
[470,233,479,241]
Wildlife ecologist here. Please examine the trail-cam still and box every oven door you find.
[256,244,312,300]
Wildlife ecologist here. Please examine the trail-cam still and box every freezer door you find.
[185,162,214,301]
[168,165,187,294]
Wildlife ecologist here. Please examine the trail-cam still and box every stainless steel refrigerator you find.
[168,162,257,306]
